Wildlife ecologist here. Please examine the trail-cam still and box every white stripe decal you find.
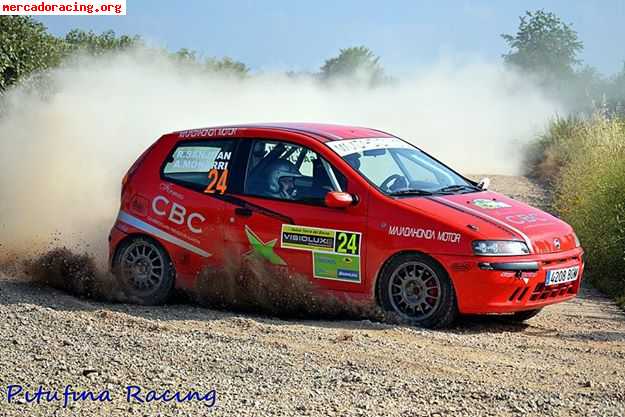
[436,198,534,253]
[118,211,211,258]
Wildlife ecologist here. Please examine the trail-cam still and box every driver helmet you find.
[266,159,303,197]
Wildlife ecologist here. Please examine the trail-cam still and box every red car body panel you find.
[109,123,584,314]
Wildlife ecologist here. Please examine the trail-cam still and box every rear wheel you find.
[378,253,457,328]
[507,308,542,322]
[113,237,175,305]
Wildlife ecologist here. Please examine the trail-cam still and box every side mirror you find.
[477,177,490,191]
[325,191,355,208]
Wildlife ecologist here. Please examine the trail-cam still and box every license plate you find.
[545,265,579,286]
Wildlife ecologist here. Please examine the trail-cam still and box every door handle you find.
[234,207,253,217]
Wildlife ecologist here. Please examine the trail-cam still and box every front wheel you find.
[378,253,457,328]
[112,237,175,305]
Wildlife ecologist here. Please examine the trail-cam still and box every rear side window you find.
[162,140,235,194]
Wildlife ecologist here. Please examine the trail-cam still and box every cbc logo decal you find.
[504,213,549,225]
[151,195,205,234]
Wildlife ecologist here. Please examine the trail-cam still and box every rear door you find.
[223,138,369,292]
[156,139,237,283]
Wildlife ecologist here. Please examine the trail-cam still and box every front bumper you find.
[435,247,584,314]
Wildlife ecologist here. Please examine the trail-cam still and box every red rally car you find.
[109,123,584,328]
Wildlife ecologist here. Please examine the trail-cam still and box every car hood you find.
[398,191,577,254]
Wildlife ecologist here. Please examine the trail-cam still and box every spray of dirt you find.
[0,49,562,317]
[3,247,125,302]
[193,254,383,320]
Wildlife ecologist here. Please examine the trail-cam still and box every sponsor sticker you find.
[152,195,206,234]
[281,224,362,282]
[179,127,238,138]
[504,213,552,225]
[168,147,220,172]
[326,137,412,157]
[281,225,335,252]
[313,253,360,282]
[118,211,210,258]
[204,150,232,195]
[159,183,185,200]
[388,225,461,244]
[244,226,286,266]
[472,199,511,209]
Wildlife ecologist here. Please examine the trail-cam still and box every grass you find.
[525,113,625,307]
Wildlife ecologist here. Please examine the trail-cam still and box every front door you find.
[223,138,369,293]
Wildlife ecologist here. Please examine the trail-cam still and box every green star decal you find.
[244,225,286,265]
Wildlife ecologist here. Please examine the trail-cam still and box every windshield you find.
[326,137,477,195]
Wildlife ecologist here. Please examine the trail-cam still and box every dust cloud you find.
[0,49,561,265]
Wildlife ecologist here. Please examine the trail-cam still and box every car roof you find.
[173,123,395,142]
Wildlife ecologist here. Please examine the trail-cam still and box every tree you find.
[0,16,66,91]
[319,46,386,86]
[170,49,249,77]
[205,56,249,77]
[170,48,201,67]
[502,10,583,80]
[606,63,625,115]
[64,29,142,55]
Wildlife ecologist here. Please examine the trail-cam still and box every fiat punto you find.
[109,123,584,328]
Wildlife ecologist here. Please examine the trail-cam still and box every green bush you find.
[524,115,585,185]
[529,114,625,306]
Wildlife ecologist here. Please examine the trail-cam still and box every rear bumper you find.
[108,224,129,267]
[435,247,584,314]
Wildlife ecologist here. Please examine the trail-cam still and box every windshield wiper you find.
[388,188,434,196]
[433,184,482,194]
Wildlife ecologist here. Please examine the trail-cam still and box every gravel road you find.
[0,175,624,417]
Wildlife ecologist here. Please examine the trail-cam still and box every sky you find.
[37,0,625,76]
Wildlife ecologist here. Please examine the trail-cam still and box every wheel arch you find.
[373,250,454,307]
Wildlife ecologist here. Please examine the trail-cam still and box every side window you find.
[162,140,235,194]
[244,139,346,204]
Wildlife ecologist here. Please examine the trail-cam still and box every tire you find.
[112,236,175,305]
[507,308,542,322]
[377,253,458,329]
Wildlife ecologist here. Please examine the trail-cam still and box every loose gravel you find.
[0,175,623,417]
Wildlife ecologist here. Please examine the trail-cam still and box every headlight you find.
[472,240,530,256]
[573,233,581,248]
